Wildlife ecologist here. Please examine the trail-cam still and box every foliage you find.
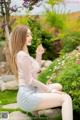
[60,32,80,55]
[47,0,63,6]
[38,50,80,111]
[26,17,45,57]
[0,35,3,42]
[65,13,80,32]
[45,11,66,31]
[25,17,63,60]
[40,30,56,60]
[25,17,56,60]
[0,0,42,15]
[15,16,29,25]
[27,111,61,120]
[0,34,5,41]
[0,90,17,105]
[44,0,66,33]
[0,0,43,32]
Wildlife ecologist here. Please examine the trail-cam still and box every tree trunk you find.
[3,25,13,74]
[1,0,13,74]
[3,41,12,74]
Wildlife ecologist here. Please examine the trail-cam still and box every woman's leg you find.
[34,92,73,120]
[47,83,62,91]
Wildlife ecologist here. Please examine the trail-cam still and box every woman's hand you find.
[51,89,66,95]
[51,89,63,94]
[48,86,63,94]
[36,44,45,55]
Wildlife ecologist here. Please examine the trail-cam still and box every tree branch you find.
[5,24,10,42]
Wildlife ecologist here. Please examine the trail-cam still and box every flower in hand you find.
[36,44,45,55]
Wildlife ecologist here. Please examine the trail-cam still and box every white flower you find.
[58,62,61,65]
[46,76,50,79]
[57,59,60,62]
[54,66,57,70]
[61,60,65,65]
[49,69,52,72]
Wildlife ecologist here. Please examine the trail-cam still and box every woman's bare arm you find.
[36,53,42,65]
[36,44,45,65]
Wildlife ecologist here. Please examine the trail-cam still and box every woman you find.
[9,25,73,120]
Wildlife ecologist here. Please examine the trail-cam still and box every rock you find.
[40,60,52,72]
[41,60,46,67]
[0,80,18,91]
[9,111,31,120]
[41,67,46,72]
[0,75,18,91]
[0,62,9,75]
[2,103,19,109]
[0,80,4,91]
[44,60,52,67]
[41,60,52,67]
[38,108,61,119]
[0,75,17,82]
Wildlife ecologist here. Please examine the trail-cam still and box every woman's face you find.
[26,29,32,46]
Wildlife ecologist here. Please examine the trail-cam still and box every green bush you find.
[54,57,80,111]
[45,11,66,31]
[38,50,80,111]
[40,30,57,60]
[26,17,57,60]
[27,17,44,57]
[60,32,80,55]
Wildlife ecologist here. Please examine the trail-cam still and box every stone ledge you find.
[2,103,19,109]
[9,111,31,120]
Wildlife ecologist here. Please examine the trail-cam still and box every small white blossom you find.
[49,69,52,72]
[46,76,50,79]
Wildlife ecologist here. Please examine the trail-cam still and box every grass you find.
[0,108,22,112]
[0,90,17,105]
[27,112,62,120]
[0,90,22,112]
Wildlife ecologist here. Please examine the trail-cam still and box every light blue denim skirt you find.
[17,85,41,112]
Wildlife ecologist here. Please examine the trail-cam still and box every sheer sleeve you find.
[16,51,50,92]
[16,51,33,85]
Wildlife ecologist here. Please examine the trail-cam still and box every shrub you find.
[60,32,80,55]
[45,11,66,31]
[26,17,57,60]
[26,17,44,57]
[38,50,80,111]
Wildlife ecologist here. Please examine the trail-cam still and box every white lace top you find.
[16,51,49,92]
[16,51,40,86]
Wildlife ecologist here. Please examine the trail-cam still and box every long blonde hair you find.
[9,25,28,79]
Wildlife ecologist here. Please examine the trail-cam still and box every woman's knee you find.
[63,93,72,103]
[56,83,63,90]
[47,83,62,92]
